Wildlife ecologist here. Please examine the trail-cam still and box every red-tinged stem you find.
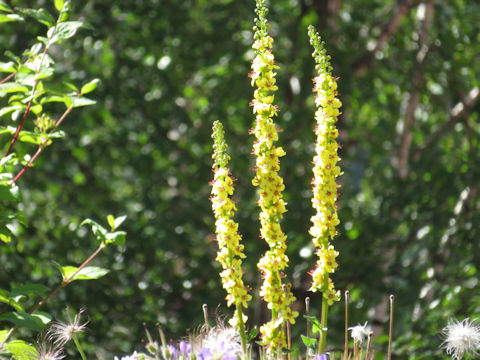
[0,242,106,348]
[9,106,73,184]
[0,72,16,85]
[5,42,52,156]
[5,102,32,156]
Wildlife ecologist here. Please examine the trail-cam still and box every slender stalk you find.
[364,332,372,360]
[73,334,87,360]
[0,242,106,347]
[305,297,310,360]
[5,42,52,156]
[344,291,349,360]
[235,302,248,356]
[9,106,73,184]
[319,297,329,354]
[0,71,16,85]
[202,304,209,331]
[287,320,291,360]
[387,295,394,360]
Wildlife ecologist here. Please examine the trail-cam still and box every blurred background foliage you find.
[1,0,479,358]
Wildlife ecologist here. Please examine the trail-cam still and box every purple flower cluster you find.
[165,336,240,360]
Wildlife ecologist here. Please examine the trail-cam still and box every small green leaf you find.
[0,61,16,72]
[301,335,317,349]
[48,130,65,139]
[80,78,100,95]
[64,82,78,92]
[48,21,83,42]
[107,214,115,230]
[248,326,258,341]
[21,8,55,27]
[0,288,23,310]
[59,265,109,282]
[0,184,20,201]
[0,329,9,343]
[81,218,108,244]
[40,95,65,104]
[0,1,12,12]
[0,14,24,23]
[105,231,126,247]
[17,131,43,145]
[304,315,323,334]
[0,105,25,117]
[114,215,127,230]
[69,96,96,108]
[5,340,37,360]
[54,0,64,12]
[0,311,51,331]
[0,82,29,94]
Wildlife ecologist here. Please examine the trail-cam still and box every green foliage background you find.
[1,0,479,358]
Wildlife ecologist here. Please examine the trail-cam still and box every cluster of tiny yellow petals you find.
[308,26,341,304]
[210,121,251,324]
[250,1,298,353]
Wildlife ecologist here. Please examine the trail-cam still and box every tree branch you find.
[397,0,435,178]
[352,0,418,76]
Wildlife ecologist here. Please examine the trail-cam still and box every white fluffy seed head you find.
[441,318,480,360]
[348,322,370,345]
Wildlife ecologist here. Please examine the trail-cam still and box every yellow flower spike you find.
[210,120,250,354]
[250,0,298,354]
[308,25,343,354]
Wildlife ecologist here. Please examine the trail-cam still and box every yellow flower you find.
[308,26,342,301]
[250,0,298,353]
[210,121,251,328]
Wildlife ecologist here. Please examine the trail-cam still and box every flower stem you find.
[236,303,248,356]
[319,296,329,354]
[73,334,87,360]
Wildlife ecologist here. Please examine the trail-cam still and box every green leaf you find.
[301,335,317,349]
[40,95,65,104]
[248,326,258,341]
[0,184,20,201]
[0,311,51,331]
[0,105,25,117]
[0,329,9,343]
[69,96,96,108]
[17,131,43,145]
[0,1,12,12]
[80,78,100,95]
[0,61,16,72]
[0,14,24,23]
[0,288,23,310]
[58,265,109,282]
[81,218,108,244]
[9,284,50,298]
[0,82,29,94]
[54,0,64,12]
[48,130,65,139]
[105,230,126,247]
[48,21,83,42]
[5,340,37,360]
[21,8,54,27]
[107,214,115,230]
[304,315,323,334]
[64,82,78,92]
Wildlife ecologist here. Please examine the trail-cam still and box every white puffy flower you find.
[441,318,480,359]
[47,308,88,346]
[348,322,370,345]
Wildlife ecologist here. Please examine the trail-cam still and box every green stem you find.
[236,303,248,356]
[319,297,329,354]
[73,334,87,360]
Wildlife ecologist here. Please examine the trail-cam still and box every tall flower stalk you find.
[308,25,342,354]
[249,0,298,353]
[210,120,250,354]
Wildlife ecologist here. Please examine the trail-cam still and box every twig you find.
[344,290,349,360]
[9,106,73,184]
[0,242,107,347]
[387,295,395,360]
[202,304,209,331]
[0,72,16,85]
